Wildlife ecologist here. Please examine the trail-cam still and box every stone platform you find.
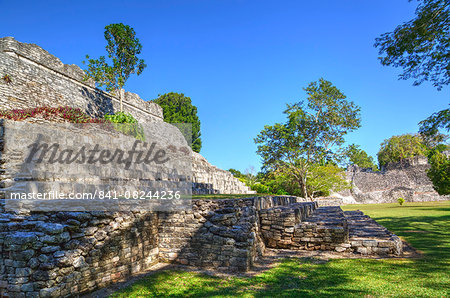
[260,205,402,256]
[0,197,403,297]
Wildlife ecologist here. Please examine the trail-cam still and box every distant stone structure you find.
[332,156,449,204]
[0,37,253,195]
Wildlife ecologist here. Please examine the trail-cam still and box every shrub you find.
[251,183,270,194]
[104,112,145,141]
[398,197,405,206]
[104,111,137,124]
[427,151,450,195]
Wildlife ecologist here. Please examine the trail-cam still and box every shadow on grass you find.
[373,214,450,257]
[368,214,450,292]
[111,258,368,298]
[108,204,450,298]
[406,207,450,212]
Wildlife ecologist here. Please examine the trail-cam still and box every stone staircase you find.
[344,211,402,255]
[295,206,349,251]
[260,204,403,256]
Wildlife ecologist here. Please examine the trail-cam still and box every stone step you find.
[260,205,403,256]
[343,210,402,255]
[301,206,347,226]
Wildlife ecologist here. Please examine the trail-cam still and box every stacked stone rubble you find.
[0,196,304,297]
[344,211,403,255]
[0,211,159,297]
[261,205,348,251]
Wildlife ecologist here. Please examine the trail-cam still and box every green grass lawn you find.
[111,201,450,297]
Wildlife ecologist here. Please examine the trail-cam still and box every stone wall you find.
[159,198,263,271]
[0,119,253,206]
[260,205,347,251]
[0,196,307,297]
[192,153,255,194]
[159,196,308,271]
[0,210,160,297]
[0,37,163,123]
[0,37,253,196]
[259,204,402,256]
[335,156,449,204]
[0,119,192,212]
[0,194,405,297]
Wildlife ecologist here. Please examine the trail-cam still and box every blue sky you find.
[2,0,449,172]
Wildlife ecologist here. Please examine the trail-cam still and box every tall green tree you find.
[84,23,147,111]
[419,106,450,138]
[255,78,361,199]
[377,134,428,168]
[153,92,202,153]
[374,0,450,89]
[345,144,378,171]
[427,151,450,195]
[374,0,450,140]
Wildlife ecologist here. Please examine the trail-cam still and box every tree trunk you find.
[119,88,124,112]
[301,182,310,201]
[298,176,309,201]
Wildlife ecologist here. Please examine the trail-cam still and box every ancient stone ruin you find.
[0,37,253,196]
[332,156,449,205]
[1,197,403,297]
[0,37,415,297]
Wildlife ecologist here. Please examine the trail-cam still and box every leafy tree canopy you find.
[306,163,349,198]
[375,0,450,146]
[427,151,450,195]
[345,144,378,171]
[374,0,450,89]
[255,78,361,199]
[153,92,202,153]
[377,134,428,167]
[419,105,450,139]
[83,23,147,110]
[228,168,244,178]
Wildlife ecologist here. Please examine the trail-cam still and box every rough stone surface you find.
[259,204,402,255]
[192,153,255,195]
[0,37,163,123]
[0,196,306,297]
[344,210,403,255]
[0,210,159,297]
[326,156,449,205]
[0,37,254,196]
[261,206,349,251]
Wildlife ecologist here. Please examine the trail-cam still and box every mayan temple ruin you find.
[0,36,448,297]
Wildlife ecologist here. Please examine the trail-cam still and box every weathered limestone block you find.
[0,37,163,123]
